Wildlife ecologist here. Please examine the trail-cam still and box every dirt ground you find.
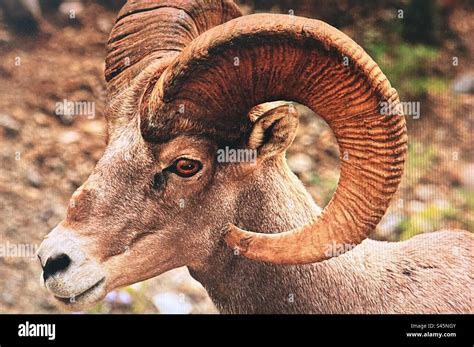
[0,1,472,314]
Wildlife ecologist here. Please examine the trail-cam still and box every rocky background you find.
[0,0,472,313]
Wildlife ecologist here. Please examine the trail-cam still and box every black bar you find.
[0,314,472,346]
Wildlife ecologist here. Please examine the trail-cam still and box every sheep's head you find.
[37,0,407,310]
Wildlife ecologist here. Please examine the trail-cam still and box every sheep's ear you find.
[247,101,299,158]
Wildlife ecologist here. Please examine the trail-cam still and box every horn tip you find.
[224,224,253,254]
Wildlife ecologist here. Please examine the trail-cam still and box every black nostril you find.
[43,253,71,281]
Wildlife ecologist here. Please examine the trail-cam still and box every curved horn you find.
[141,14,407,264]
[104,0,241,124]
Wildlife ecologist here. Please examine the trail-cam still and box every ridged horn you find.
[104,0,242,122]
[141,13,408,264]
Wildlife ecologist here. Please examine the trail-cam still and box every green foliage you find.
[405,141,438,184]
[402,0,441,44]
[364,40,448,98]
[308,173,338,206]
[460,189,474,211]
[457,189,474,231]
[308,172,321,186]
[399,202,456,240]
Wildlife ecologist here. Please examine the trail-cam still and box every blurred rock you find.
[58,1,83,19]
[58,112,74,125]
[452,74,474,94]
[377,213,402,238]
[299,134,313,146]
[39,0,62,13]
[0,292,16,306]
[414,184,437,201]
[39,208,54,222]
[81,120,105,135]
[152,292,193,314]
[0,29,11,44]
[59,130,80,144]
[406,200,425,214]
[459,164,474,189]
[39,299,56,310]
[33,112,50,126]
[287,152,313,174]
[96,17,113,34]
[433,199,450,209]
[0,0,41,32]
[26,168,42,188]
[98,0,126,10]
[0,113,20,137]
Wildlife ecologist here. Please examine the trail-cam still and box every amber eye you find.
[171,158,202,178]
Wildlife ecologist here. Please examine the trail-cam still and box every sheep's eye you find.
[171,158,202,178]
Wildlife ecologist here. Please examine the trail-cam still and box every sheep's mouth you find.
[54,278,106,306]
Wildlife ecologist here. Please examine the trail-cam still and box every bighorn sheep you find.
[37,0,473,313]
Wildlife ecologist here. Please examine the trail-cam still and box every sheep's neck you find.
[189,165,343,313]
[188,163,473,314]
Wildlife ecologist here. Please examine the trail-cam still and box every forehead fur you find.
[156,136,217,163]
[141,107,253,146]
